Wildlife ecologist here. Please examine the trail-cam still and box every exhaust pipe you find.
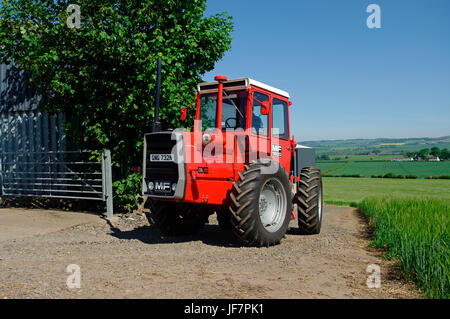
[214,75,227,129]
[152,57,162,132]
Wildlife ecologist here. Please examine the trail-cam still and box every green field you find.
[323,177,450,204]
[315,161,346,172]
[318,161,450,178]
[358,198,449,298]
[327,155,397,161]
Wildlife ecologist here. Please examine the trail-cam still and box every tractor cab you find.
[184,76,294,172]
[193,76,290,134]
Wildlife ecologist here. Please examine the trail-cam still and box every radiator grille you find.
[144,133,179,197]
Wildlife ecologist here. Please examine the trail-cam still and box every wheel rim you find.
[259,178,287,233]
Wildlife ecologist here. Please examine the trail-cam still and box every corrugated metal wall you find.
[0,63,38,111]
[0,112,66,153]
[0,63,66,153]
[0,63,66,196]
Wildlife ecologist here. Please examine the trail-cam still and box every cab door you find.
[249,91,271,160]
[271,97,291,171]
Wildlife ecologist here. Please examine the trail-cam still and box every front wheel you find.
[229,160,293,247]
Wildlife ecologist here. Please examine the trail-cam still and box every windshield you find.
[200,91,248,131]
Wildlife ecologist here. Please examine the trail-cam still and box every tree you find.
[318,154,330,160]
[419,148,430,160]
[430,147,441,157]
[441,148,449,160]
[0,0,233,173]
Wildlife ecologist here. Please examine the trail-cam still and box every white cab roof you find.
[198,77,290,98]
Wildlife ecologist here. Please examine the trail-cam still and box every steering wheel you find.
[225,117,237,129]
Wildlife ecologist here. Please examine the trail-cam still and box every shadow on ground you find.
[106,219,244,248]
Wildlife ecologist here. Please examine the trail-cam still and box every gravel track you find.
[0,205,420,299]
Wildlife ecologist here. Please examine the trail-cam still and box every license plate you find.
[150,154,174,162]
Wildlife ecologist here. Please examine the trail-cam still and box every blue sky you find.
[203,0,450,141]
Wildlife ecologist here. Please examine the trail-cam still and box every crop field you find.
[318,161,450,178]
[315,161,345,172]
[357,197,449,298]
[322,177,450,204]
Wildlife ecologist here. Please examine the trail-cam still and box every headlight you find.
[148,181,154,191]
[202,133,212,146]
[171,183,177,192]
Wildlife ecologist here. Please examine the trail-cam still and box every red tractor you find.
[143,75,323,246]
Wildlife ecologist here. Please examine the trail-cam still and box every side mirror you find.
[180,108,187,121]
[261,101,270,115]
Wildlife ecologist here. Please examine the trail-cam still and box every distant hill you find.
[300,136,450,156]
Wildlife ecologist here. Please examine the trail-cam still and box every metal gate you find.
[0,150,113,217]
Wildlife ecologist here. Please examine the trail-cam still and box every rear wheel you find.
[145,198,208,236]
[294,166,323,235]
[229,160,293,246]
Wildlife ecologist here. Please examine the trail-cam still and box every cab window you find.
[251,92,269,136]
[272,98,289,140]
[221,90,247,130]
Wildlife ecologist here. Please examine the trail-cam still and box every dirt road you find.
[0,205,419,298]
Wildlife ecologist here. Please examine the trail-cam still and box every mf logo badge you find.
[155,182,171,191]
[272,144,282,157]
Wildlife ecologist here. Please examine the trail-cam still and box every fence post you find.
[104,150,114,218]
